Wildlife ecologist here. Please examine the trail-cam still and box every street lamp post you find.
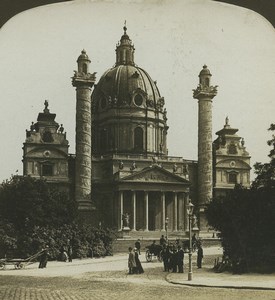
[165,217,169,241]
[187,200,194,281]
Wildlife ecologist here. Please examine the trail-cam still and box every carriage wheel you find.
[145,250,152,262]
[18,263,25,269]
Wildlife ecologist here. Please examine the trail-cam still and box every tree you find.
[0,220,17,257]
[0,175,78,230]
[206,124,275,273]
[252,124,275,189]
[0,176,115,259]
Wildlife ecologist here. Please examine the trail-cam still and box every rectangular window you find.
[228,173,237,184]
[42,164,53,176]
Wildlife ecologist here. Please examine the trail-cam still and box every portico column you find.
[144,191,149,231]
[173,192,178,231]
[132,190,136,231]
[185,193,190,231]
[118,191,124,230]
[161,192,166,231]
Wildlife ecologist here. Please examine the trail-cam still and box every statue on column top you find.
[225,116,229,126]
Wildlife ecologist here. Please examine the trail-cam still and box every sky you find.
[0,0,274,182]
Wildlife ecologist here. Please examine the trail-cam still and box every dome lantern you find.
[199,65,212,87]
[77,49,91,74]
[115,22,135,66]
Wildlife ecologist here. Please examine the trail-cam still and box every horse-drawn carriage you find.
[145,244,163,262]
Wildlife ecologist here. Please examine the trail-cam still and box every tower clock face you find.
[42,130,53,143]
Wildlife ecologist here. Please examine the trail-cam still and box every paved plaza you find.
[0,246,275,300]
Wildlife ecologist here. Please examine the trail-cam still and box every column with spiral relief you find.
[193,65,218,230]
[72,50,96,211]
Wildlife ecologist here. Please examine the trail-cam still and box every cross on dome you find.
[123,20,127,34]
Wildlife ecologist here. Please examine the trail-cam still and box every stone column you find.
[173,192,178,231]
[144,191,149,231]
[72,50,96,211]
[161,192,166,231]
[177,193,184,231]
[193,65,217,230]
[118,191,124,231]
[185,193,189,231]
[132,190,136,231]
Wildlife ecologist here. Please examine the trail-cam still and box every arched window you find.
[100,97,106,109]
[42,163,53,176]
[228,173,237,184]
[120,51,124,63]
[82,64,87,74]
[100,129,107,152]
[134,127,143,151]
[205,78,209,86]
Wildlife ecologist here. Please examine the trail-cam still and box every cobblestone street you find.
[1,268,275,300]
[0,251,275,300]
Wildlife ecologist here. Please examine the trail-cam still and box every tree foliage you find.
[206,186,275,272]
[206,124,275,273]
[252,124,275,189]
[0,175,78,229]
[16,224,114,259]
[0,176,114,259]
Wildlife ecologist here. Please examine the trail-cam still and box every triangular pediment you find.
[216,158,251,170]
[118,166,190,184]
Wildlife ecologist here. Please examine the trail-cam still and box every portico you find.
[115,165,190,232]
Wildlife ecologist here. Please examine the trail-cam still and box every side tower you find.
[23,101,70,190]
[213,117,251,196]
[72,50,96,211]
[193,65,218,230]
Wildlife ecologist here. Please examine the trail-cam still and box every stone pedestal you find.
[185,228,200,237]
[117,227,131,239]
[198,207,208,231]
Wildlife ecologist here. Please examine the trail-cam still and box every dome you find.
[92,64,162,110]
[199,65,211,76]
[91,26,168,157]
[77,49,90,62]
[91,25,163,108]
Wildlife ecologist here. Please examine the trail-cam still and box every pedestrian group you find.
[128,236,203,275]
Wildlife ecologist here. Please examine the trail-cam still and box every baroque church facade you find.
[22,26,251,233]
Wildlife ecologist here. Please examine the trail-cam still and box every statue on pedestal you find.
[122,212,130,230]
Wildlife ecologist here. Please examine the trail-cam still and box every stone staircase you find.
[112,230,221,253]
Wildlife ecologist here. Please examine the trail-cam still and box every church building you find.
[22,26,251,234]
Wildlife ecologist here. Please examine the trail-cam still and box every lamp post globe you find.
[186,200,194,281]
